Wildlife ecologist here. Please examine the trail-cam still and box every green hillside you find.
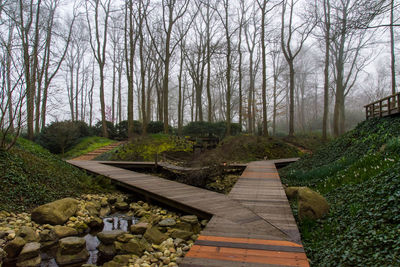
[0,138,112,212]
[280,116,400,266]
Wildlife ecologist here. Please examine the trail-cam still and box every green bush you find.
[36,121,80,154]
[115,120,142,139]
[147,121,166,134]
[94,120,118,139]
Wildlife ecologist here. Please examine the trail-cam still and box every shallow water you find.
[6,213,138,267]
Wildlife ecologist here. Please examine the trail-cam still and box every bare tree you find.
[281,0,315,136]
[86,0,111,138]
[146,0,192,133]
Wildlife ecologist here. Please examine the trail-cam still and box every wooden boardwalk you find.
[365,92,400,119]
[68,159,308,267]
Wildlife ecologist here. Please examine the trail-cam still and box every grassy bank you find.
[280,117,400,266]
[0,138,113,212]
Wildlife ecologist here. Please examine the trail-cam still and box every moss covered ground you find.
[0,138,113,212]
[280,116,400,266]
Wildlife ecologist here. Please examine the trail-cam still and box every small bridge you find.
[68,158,309,266]
[365,92,400,119]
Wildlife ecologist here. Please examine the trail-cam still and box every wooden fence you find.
[365,92,400,119]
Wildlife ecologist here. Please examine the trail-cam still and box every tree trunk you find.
[390,0,396,94]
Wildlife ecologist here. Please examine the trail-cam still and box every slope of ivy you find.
[0,138,112,212]
[280,116,400,266]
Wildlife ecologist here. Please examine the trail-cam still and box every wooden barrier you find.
[365,92,400,119]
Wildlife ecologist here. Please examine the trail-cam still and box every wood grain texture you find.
[67,158,308,266]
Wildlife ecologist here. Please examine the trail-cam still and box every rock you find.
[170,229,193,240]
[55,249,89,266]
[173,238,185,247]
[97,230,126,245]
[0,231,7,239]
[115,202,129,211]
[52,226,78,239]
[39,229,57,243]
[116,233,135,243]
[200,220,208,227]
[130,222,149,235]
[297,187,330,220]
[144,227,168,245]
[56,237,88,265]
[98,243,116,257]
[180,215,198,224]
[114,238,145,256]
[100,198,108,207]
[16,255,41,267]
[0,247,7,261]
[88,216,104,229]
[284,187,301,201]
[17,242,40,262]
[108,197,117,205]
[82,265,98,267]
[31,198,79,225]
[58,236,86,254]
[103,254,137,267]
[4,236,26,258]
[174,222,192,232]
[17,227,39,242]
[159,218,176,227]
[99,206,111,217]
[85,202,100,216]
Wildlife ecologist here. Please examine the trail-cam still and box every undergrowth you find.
[102,134,193,161]
[280,116,400,266]
[0,138,114,212]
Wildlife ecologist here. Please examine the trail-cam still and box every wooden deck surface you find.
[68,158,308,267]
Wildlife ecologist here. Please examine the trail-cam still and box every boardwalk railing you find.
[365,92,400,119]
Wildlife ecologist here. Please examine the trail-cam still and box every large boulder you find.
[285,187,330,220]
[170,229,193,240]
[180,215,198,225]
[31,198,79,225]
[159,218,176,227]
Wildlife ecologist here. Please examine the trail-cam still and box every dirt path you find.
[71,141,125,160]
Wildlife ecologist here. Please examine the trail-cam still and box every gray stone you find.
[17,242,41,262]
[97,230,126,245]
[159,218,176,227]
[31,198,79,225]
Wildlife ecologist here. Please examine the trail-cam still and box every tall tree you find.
[124,0,137,140]
[146,0,191,133]
[86,0,111,138]
[281,0,315,136]
[390,0,396,94]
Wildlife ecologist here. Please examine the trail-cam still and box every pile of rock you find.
[0,193,208,267]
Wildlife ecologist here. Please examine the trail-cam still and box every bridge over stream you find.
[68,158,309,267]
